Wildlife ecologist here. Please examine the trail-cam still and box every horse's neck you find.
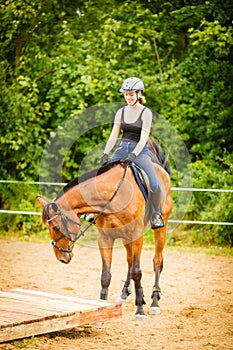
[57,166,124,215]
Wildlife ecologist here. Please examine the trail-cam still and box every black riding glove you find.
[124,152,136,167]
[100,153,109,166]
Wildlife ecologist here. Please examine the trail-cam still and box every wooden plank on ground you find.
[0,289,122,343]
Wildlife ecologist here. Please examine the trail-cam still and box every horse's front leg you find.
[150,226,166,315]
[98,234,114,300]
[120,270,134,301]
[115,241,134,304]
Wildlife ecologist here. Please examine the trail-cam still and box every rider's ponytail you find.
[139,95,146,105]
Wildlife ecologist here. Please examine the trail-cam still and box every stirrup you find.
[150,211,165,229]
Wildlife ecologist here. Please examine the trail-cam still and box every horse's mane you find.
[56,161,121,199]
[148,137,171,176]
[56,138,171,199]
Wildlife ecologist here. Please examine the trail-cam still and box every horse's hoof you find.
[115,296,127,304]
[149,306,160,315]
[134,314,147,322]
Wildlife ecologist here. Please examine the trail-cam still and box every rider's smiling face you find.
[123,92,139,105]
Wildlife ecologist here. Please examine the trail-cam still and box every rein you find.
[47,165,127,253]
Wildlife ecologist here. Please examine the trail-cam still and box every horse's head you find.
[37,196,82,264]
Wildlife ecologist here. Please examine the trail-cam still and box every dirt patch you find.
[0,240,232,350]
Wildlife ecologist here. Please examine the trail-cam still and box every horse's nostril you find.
[60,259,70,264]
[59,253,73,264]
[60,258,70,264]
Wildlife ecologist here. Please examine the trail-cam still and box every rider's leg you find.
[110,141,165,229]
[149,186,165,229]
[134,146,165,229]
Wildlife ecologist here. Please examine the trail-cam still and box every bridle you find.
[46,165,127,254]
[46,203,83,253]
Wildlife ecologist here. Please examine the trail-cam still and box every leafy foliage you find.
[0,0,232,246]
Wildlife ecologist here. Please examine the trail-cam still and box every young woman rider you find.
[100,77,165,229]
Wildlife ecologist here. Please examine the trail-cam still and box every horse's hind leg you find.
[149,227,166,315]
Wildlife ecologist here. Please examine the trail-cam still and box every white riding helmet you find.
[120,77,144,93]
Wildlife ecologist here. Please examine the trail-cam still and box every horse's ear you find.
[37,196,48,208]
[51,202,58,212]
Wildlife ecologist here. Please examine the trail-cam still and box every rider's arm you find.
[132,108,152,156]
[103,109,122,155]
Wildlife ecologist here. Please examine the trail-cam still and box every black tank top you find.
[121,106,147,142]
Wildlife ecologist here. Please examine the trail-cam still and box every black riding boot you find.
[149,189,165,229]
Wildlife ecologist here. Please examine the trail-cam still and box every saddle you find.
[96,160,150,201]
[130,164,150,201]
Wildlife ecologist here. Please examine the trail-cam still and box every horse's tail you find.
[148,137,171,176]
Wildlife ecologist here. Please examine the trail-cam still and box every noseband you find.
[46,165,127,254]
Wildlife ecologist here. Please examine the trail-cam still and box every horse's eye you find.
[53,226,60,232]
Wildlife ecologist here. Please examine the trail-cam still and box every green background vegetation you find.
[0,0,232,249]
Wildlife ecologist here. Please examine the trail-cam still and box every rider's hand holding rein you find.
[123,152,136,167]
[100,153,109,166]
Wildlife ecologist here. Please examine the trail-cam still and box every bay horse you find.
[37,138,172,320]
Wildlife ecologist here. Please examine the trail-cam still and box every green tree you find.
[0,0,232,245]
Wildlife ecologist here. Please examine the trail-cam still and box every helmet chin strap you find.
[133,91,139,105]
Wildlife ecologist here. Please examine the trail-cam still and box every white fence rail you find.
[0,180,232,226]
[1,180,232,192]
